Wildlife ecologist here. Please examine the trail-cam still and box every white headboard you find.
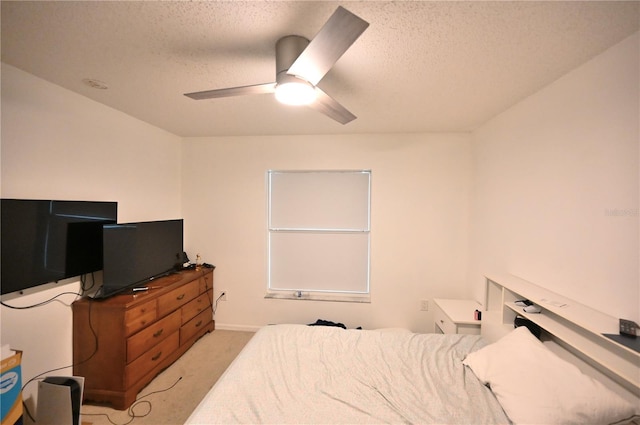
[482,273,639,405]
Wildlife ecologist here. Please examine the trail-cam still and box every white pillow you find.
[463,326,638,425]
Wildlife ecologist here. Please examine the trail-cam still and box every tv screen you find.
[99,219,184,298]
[1,199,118,295]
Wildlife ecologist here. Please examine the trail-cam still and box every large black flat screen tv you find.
[1,199,118,295]
[99,219,184,298]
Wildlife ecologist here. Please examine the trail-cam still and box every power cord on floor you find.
[80,376,182,425]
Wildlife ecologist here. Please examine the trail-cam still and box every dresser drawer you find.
[434,303,456,334]
[182,292,212,325]
[199,272,213,292]
[125,331,179,388]
[124,300,157,336]
[180,309,212,345]
[158,280,199,317]
[126,310,181,363]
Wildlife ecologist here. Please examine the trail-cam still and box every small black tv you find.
[1,199,118,295]
[98,219,184,298]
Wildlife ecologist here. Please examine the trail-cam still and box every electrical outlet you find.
[420,299,429,311]
[220,291,227,301]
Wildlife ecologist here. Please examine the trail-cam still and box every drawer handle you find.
[151,352,162,361]
[141,308,146,313]
[140,320,147,326]
[195,320,203,328]
[176,294,185,301]
[153,329,164,338]
[440,320,444,324]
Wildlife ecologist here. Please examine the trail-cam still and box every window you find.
[267,170,371,302]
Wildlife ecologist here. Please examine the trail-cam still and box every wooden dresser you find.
[72,268,214,409]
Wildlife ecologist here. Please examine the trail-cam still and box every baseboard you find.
[215,323,262,332]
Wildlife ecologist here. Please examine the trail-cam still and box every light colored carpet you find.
[79,329,254,425]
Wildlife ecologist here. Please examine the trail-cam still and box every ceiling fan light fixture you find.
[275,79,316,106]
[185,6,369,123]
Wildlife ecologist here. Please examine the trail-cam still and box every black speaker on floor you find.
[37,376,84,425]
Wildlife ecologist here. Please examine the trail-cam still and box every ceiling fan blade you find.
[287,6,369,86]
[308,87,356,124]
[184,82,276,100]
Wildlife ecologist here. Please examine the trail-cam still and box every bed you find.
[186,324,509,424]
[185,323,639,424]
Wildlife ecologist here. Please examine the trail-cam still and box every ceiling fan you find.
[184,6,369,124]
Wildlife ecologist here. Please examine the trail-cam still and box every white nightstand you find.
[433,298,482,334]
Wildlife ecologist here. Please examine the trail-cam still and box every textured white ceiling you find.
[1,1,638,137]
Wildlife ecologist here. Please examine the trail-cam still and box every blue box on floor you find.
[1,350,23,425]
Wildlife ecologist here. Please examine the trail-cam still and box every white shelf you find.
[504,302,639,393]
[485,273,640,397]
[433,298,482,335]
[433,298,481,325]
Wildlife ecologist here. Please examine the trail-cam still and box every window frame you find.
[266,169,371,302]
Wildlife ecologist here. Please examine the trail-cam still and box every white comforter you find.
[186,324,509,424]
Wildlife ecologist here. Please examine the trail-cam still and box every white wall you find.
[181,134,472,332]
[0,64,183,406]
[469,33,639,320]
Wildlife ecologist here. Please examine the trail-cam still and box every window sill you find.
[264,291,370,303]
